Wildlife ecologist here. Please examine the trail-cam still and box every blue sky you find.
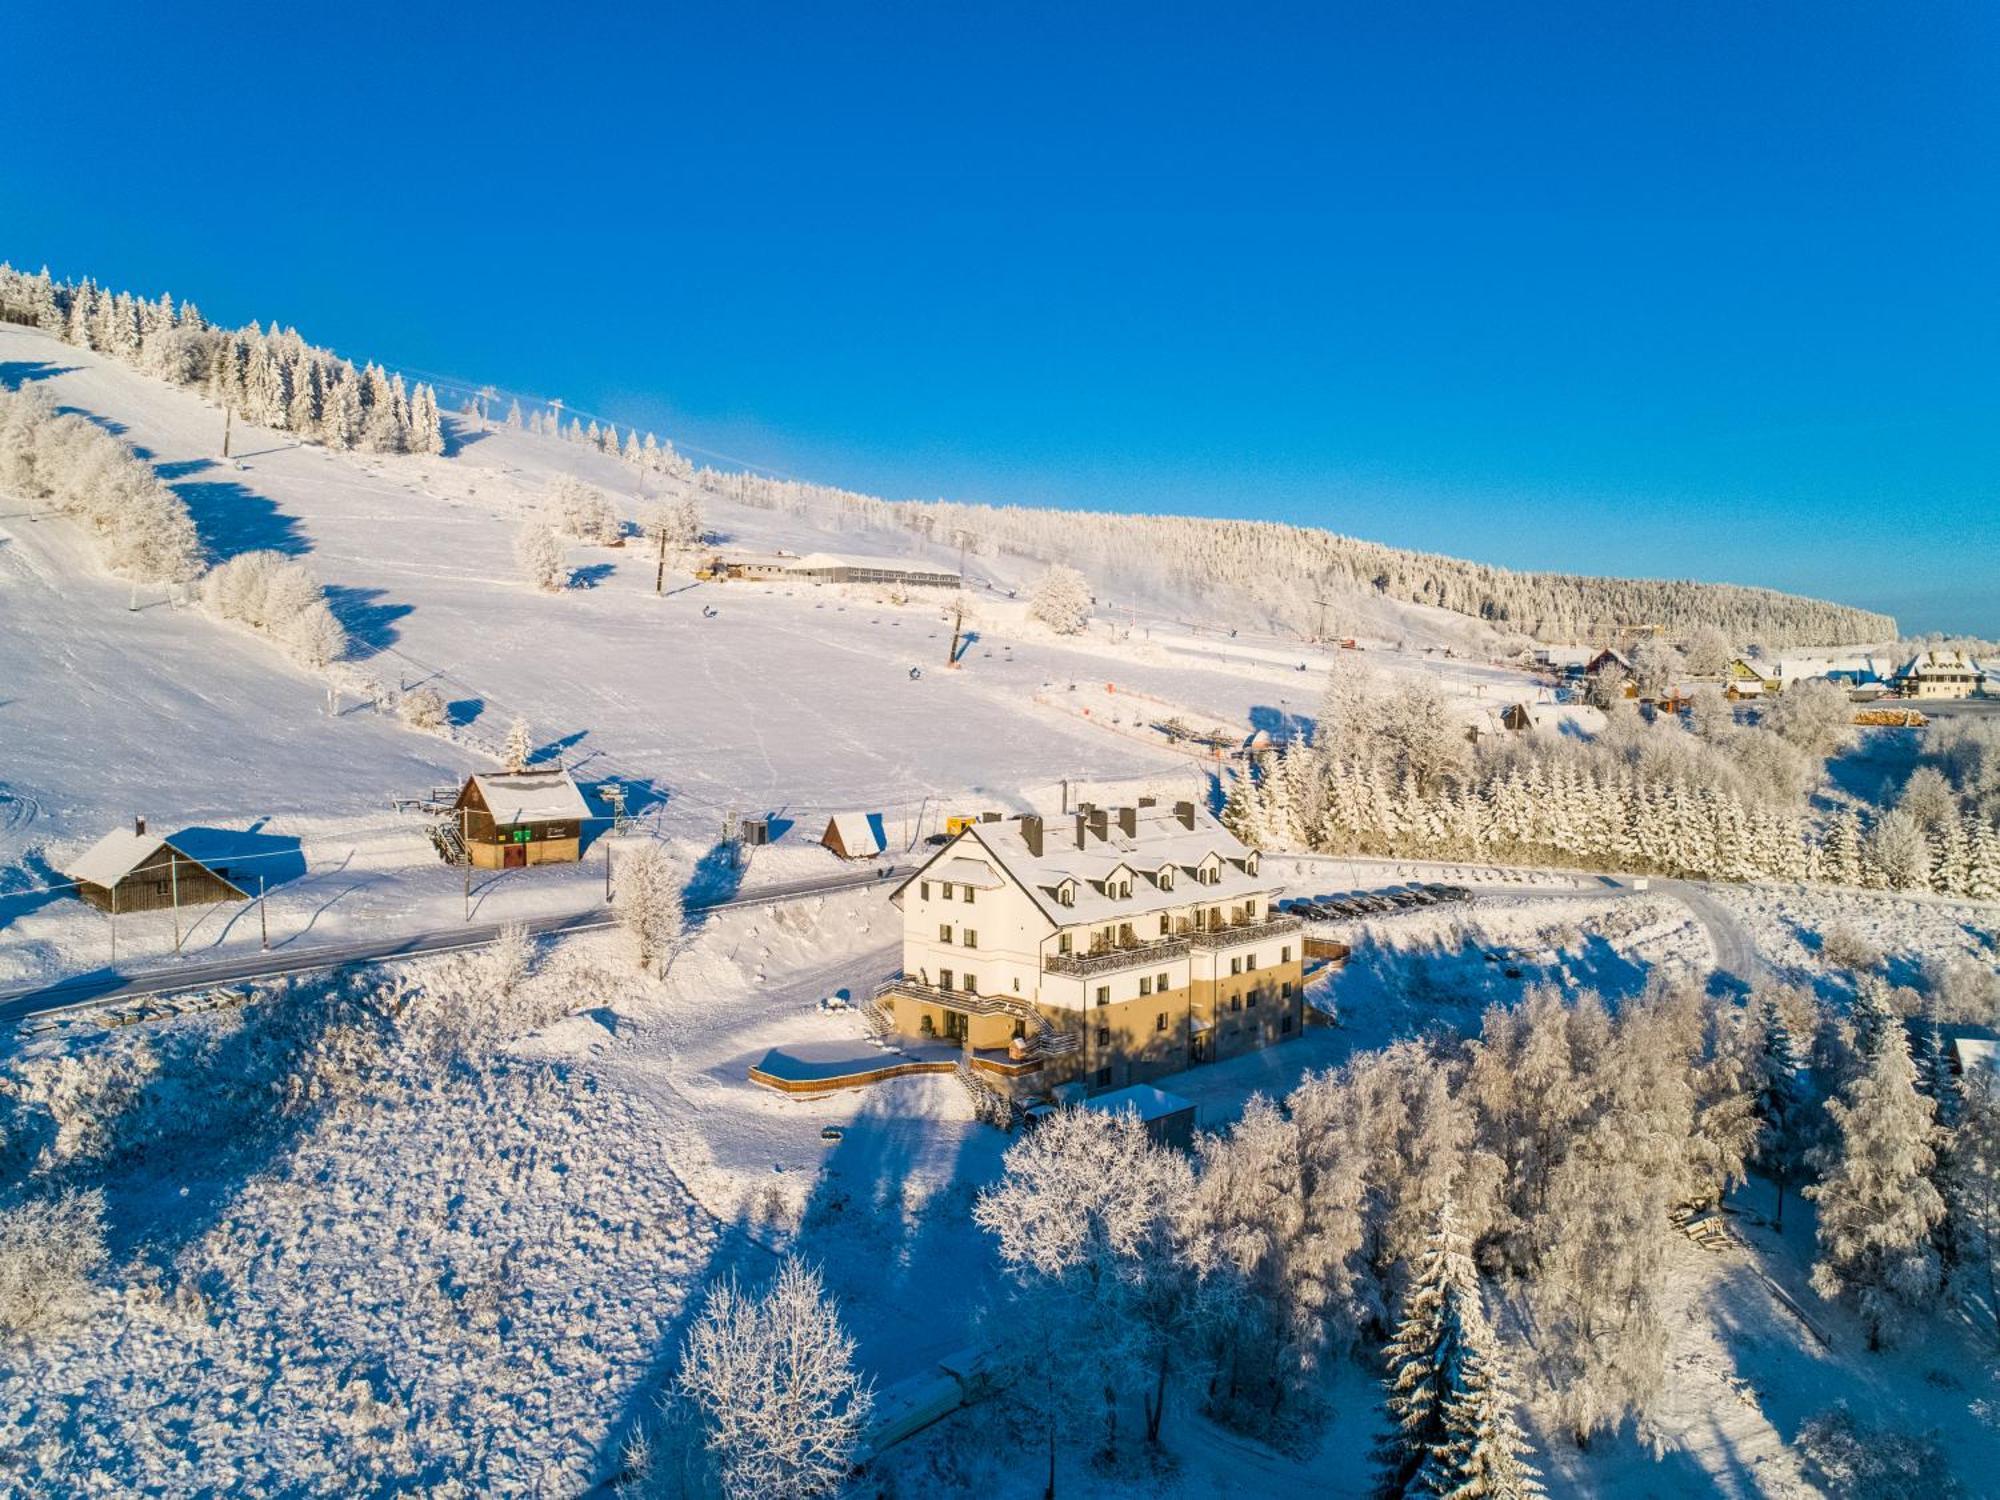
[5,3,1995,633]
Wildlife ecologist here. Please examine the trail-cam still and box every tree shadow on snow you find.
[0,847,67,935]
[323,584,413,658]
[0,359,78,390]
[170,477,310,560]
[167,825,307,893]
[685,839,748,911]
[569,562,617,589]
[447,697,484,728]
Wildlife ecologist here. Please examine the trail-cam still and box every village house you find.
[1499,700,1609,738]
[451,768,591,869]
[62,817,248,913]
[1892,649,1986,701]
[875,799,1305,1098]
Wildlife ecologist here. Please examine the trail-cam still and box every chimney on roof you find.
[1088,807,1109,840]
[1116,806,1137,838]
[1074,812,1089,850]
[1137,795,1157,808]
[1174,800,1196,830]
[1020,814,1043,857]
[135,815,146,837]
[981,811,1000,823]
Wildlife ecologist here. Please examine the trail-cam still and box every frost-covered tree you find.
[1948,1064,2000,1348]
[1806,1024,1946,1348]
[975,1106,1195,1467]
[675,1257,874,1500]
[515,520,569,592]
[1866,809,1930,891]
[1681,624,1735,677]
[502,716,533,772]
[410,383,446,456]
[549,476,621,544]
[397,684,448,732]
[1763,679,1855,760]
[612,841,685,975]
[1028,564,1092,635]
[505,397,523,428]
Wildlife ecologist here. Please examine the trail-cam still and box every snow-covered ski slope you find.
[0,322,1535,915]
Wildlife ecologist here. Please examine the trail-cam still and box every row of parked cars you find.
[1281,883,1473,921]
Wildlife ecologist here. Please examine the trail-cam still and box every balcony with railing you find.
[873,975,1036,1022]
[1043,935,1192,978]
[1187,911,1305,949]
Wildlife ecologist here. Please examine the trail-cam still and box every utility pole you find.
[258,875,269,951]
[604,837,613,901]
[947,596,965,667]
[110,883,118,964]
[654,515,669,595]
[221,404,232,460]
[461,806,471,921]
[169,853,182,955]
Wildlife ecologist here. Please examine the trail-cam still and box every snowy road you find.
[0,861,903,1025]
[1660,879,1771,990]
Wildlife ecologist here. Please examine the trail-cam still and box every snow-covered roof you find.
[468,769,590,824]
[787,552,957,577]
[903,802,1270,927]
[1083,1083,1195,1123]
[64,828,173,888]
[1896,649,1983,680]
[1952,1038,1996,1077]
[825,812,887,855]
[936,855,1004,888]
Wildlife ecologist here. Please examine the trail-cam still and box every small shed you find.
[62,818,249,913]
[821,812,888,860]
[1082,1083,1197,1150]
[453,768,591,870]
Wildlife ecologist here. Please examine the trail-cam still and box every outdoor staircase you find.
[430,818,469,867]
[954,1058,1019,1128]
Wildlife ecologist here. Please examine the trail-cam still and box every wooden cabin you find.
[63,818,249,913]
[821,812,888,860]
[453,769,592,870]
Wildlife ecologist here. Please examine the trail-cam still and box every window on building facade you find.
[1282,1014,1294,1034]
[964,973,978,993]
[964,930,978,948]
[941,882,954,900]
[939,924,953,943]
[1246,989,1258,1008]
[1229,957,1242,976]
[1155,1012,1167,1031]
[1096,1027,1110,1046]
[1139,976,1152,996]
[1057,933,1072,955]
[1281,945,1292,964]
[1246,954,1258,971]
[1230,995,1241,1012]
[1157,972,1169,992]
[1095,986,1110,1006]
[920,881,930,900]
[939,968,954,990]
[964,887,976,904]
[1159,914,1171,935]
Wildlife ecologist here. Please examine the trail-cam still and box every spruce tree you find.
[1806,1024,1945,1348]
[1379,1201,1540,1498]
[1752,991,1810,1229]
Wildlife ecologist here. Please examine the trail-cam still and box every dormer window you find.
[1246,851,1260,876]
[1157,865,1175,892]
[1056,879,1076,907]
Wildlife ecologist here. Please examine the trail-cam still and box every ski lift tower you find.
[598,780,629,832]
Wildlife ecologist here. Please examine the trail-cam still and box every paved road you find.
[0,862,903,1026]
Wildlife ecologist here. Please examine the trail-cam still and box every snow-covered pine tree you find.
[1806,1022,1946,1348]
[1751,989,1812,1230]
[1378,1200,1541,1499]
[505,397,523,428]
[502,716,533,773]
[1946,1063,2000,1348]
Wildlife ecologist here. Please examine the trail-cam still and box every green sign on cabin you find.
[511,828,533,843]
